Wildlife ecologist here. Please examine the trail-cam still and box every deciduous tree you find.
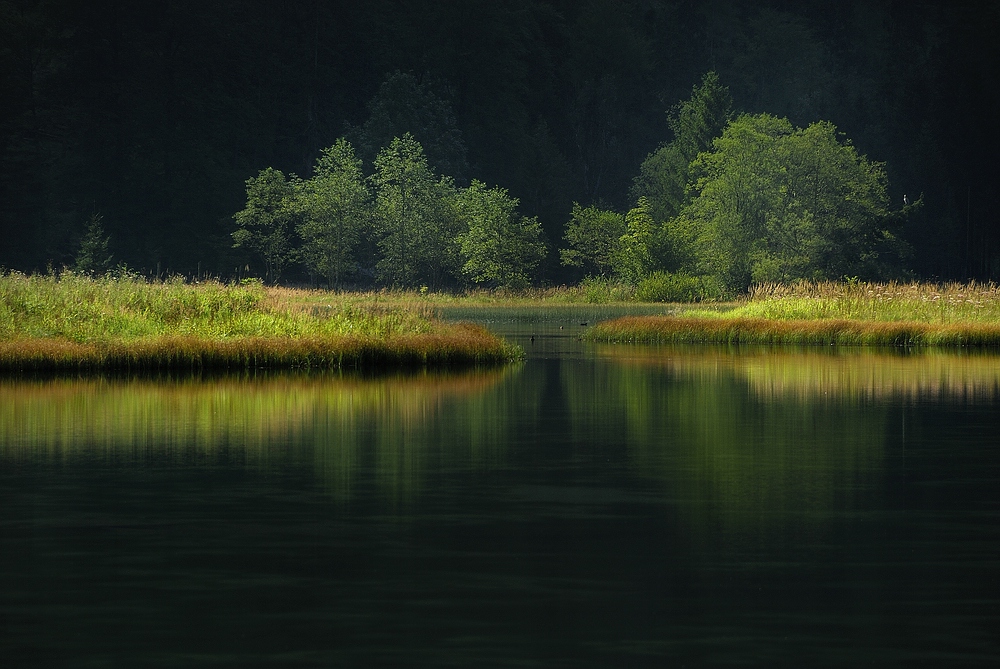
[232,168,297,284]
[297,139,370,287]
[560,203,625,277]
[456,180,546,289]
[682,113,905,292]
[371,134,460,287]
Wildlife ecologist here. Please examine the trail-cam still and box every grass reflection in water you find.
[0,367,524,503]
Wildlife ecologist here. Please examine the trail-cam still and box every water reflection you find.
[594,344,1000,402]
[0,368,528,502]
[3,344,999,664]
[4,346,999,519]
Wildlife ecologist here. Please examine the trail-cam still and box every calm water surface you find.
[2,307,999,667]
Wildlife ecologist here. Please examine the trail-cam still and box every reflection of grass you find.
[0,370,509,453]
[596,344,1000,402]
[0,272,519,370]
[0,369,517,503]
[589,281,1000,346]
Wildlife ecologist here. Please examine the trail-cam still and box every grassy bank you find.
[588,281,1000,346]
[0,272,519,371]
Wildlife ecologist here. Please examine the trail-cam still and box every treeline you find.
[71,69,917,296]
[1,1,996,281]
[234,135,544,289]
[237,74,916,296]
[560,74,915,299]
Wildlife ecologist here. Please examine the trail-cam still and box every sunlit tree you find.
[371,134,460,287]
[631,72,733,223]
[560,203,625,277]
[612,197,656,284]
[232,167,297,284]
[456,180,546,289]
[682,113,906,292]
[297,139,370,287]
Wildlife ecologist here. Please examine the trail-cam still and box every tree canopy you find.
[456,181,546,289]
[296,139,370,287]
[682,114,906,291]
[3,1,994,283]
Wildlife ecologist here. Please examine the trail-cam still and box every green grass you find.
[0,271,520,371]
[588,281,1000,347]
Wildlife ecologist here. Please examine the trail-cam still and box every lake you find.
[2,307,999,667]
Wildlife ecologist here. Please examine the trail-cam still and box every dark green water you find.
[2,308,999,667]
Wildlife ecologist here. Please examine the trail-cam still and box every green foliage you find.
[349,72,468,179]
[577,276,636,303]
[0,272,519,369]
[631,72,733,222]
[634,271,723,303]
[683,114,905,293]
[560,203,625,277]
[73,213,113,276]
[456,181,546,289]
[233,168,298,284]
[612,197,656,284]
[371,134,461,288]
[297,139,370,287]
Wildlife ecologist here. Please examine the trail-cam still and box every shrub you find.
[579,276,635,303]
[635,271,722,302]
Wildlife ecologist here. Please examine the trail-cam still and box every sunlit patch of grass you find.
[588,315,1000,347]
[0,272,519,371]
[734,280,1000,324]
[588,281,1000,347]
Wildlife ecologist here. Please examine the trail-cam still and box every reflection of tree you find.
[560,350,891,532]
[0,367,535,504]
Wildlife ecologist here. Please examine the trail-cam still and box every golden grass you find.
[588,315,1000,346]
[736,280,1000,323]
[588,280,1000,347]
[0,272,519,371]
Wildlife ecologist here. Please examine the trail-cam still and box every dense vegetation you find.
[236,73,914,296]
[1,1,996,285]
[231,134,544,290]
[589,281,1000,346]
[0,272,519,371]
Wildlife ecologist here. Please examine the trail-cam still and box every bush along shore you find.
[0,272,520,372]
[587,281,1000,347]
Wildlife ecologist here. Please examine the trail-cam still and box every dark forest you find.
[1,0,997,283]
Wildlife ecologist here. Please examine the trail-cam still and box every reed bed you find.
[588,281,1000,347]
[0,272,518,371]
[736,280,1000,324]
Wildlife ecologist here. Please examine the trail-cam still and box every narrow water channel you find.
[1,307,999,666]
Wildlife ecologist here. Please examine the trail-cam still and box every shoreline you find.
[586,315,1000,347]
[0,326,519,373]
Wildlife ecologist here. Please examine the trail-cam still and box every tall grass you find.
[588,281,1000,347]
[734,280,1000,324]
[0,271,519,371]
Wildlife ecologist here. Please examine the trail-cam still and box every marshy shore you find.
[0,272,519,372]
[587,281,1000,347]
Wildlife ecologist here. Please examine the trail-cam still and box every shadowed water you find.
[1,309,999,666]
